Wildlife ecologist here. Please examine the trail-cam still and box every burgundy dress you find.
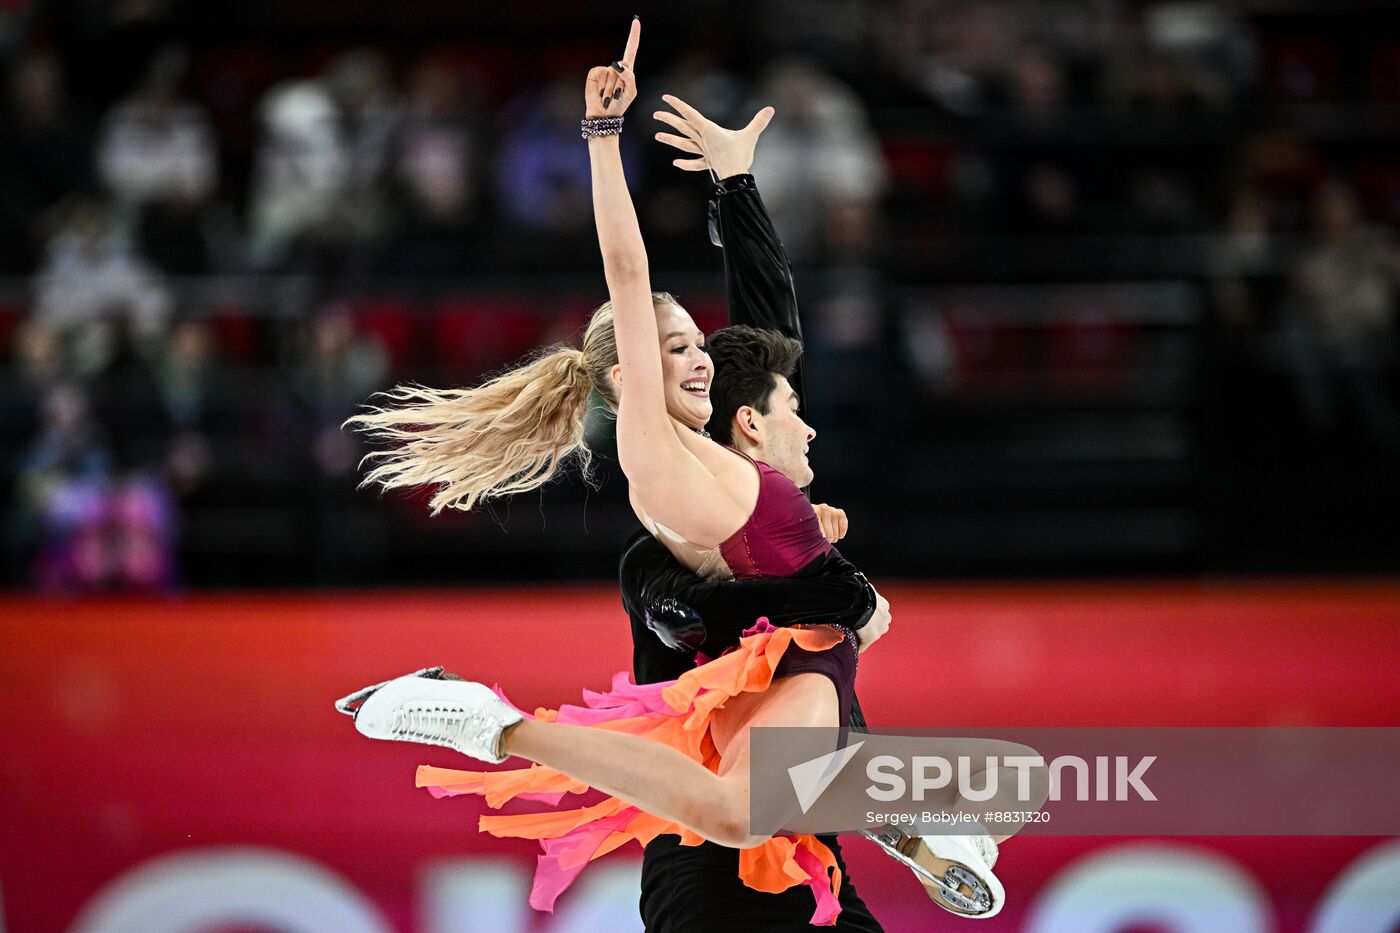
[711,457,861,728]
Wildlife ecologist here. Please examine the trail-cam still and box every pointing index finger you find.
[621,17,641,69]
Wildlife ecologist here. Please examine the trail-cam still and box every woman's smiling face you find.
[655,303,713,431]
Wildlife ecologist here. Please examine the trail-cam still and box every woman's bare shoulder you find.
[627,430,760,547]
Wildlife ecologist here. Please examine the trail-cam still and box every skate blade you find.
[334,666,447,717]
[860,828,996,917]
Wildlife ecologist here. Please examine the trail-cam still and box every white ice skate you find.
[861,825,1004,919]
[334,667,523,764]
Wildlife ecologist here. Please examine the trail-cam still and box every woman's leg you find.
[901,737,1049,844]
[503,672,838,849]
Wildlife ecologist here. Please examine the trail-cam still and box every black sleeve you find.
[709,173,806,407]
[619,532,875,657]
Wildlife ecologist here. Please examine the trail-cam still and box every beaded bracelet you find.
[581,115,624,139]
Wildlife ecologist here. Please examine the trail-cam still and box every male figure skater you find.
[617,100,889,933]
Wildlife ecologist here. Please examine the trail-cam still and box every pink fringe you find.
[793,843,842,926]
[530,807,643,912]
[422,619,844,925]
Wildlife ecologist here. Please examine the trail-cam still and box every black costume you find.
[618,174,884,932]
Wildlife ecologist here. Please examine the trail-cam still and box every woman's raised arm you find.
[584,21,675,483]
[584,21,744,539]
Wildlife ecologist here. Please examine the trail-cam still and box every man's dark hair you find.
[704,325,803,445]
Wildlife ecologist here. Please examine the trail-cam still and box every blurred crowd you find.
[1,0,1397,590]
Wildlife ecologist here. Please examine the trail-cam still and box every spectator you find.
[1211,188,1280,333]
[322,48,403,269]
[12,382,112,591]
[1004,44,1067,124]
[291,302,389,582]
[87,317,174,471]
[644,43,748,127]
[496,76,625,235]
[294,302,388,481]
[250,53,402,274]
[326,49,402,191]
[96,46,217,211]
[389,55,482,273]
[639,43,747,245]
[0,48,95,273]
[2,321,69,469]
[12,378,176,593]
[247,80,350,269]
[96,45,221,274]
[984,44,1091,235]
[32,199,172,339]
[1098,1,1257,116]
[876,0,1024,115]
[1286,179,1400,449]
[747,57,888,261]
[154,318,229,498]
[13,319,67,398]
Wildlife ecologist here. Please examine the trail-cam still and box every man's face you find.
[746,374,815,487]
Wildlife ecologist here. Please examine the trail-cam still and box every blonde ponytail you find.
[348,346,594,514]
[349,290,680,515]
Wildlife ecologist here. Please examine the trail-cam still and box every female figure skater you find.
[339,18,1004,924]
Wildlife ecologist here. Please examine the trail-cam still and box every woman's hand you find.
[813,503,848,544]
[584,18,642,119]
[653,96,775,179]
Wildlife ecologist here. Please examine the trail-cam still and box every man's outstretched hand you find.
[654,95,775,179]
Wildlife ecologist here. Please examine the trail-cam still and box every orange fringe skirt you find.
[416,622,848,925]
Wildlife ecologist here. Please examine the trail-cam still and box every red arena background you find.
[3,581,1398,932]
